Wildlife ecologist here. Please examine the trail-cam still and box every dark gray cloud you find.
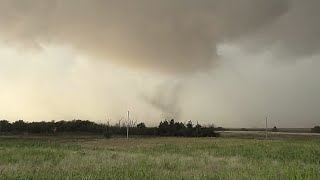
[237,0,320,59]
[0,0,302,73]
[1,0,320,127]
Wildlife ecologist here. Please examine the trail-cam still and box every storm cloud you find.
[1,0,320,127]
[2,0,316,73]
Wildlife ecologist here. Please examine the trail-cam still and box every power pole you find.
[265,116,268,140]
[196,121,199,138]
[127,111,130,139]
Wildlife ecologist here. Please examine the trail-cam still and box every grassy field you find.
[0,135,319,179]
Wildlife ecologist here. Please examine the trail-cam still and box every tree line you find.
[0,119,220,137]
[311,126,320,133]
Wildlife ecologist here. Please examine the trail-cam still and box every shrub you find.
[311,126,320,133]
[272,126,278,132]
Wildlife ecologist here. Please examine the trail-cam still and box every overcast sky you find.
[0,0,319,128]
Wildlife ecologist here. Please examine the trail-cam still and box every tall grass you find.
[0,136,319,179]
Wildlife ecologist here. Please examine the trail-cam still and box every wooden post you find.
[265,116,268,140]
[127,111,130,139]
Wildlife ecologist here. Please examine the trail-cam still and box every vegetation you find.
[158,119,218,137]
[0,135,319,179]
[272,126,278,132]
[0,120,106,134]
[311,126,320,133]
[0,119,219,137]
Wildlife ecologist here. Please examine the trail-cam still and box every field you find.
[0,135,320,179]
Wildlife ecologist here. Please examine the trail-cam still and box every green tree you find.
[272,126,278,132]
[311,126,320,133]
[137,122,146,129]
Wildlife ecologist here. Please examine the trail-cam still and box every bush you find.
[272,126,278,132]
[311,126,320,133]
[157,119,219,137]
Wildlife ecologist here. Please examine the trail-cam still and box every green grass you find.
[0,135,319,179]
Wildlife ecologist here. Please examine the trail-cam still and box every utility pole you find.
[196,121,199,138]
[265,116,268,140]
[127,111,130,139]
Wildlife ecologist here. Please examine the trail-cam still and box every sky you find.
[0,0,320,128]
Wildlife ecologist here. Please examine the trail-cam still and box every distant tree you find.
[185,121,193,137]
[0,119,220,138]
[169,119,176,136]
[202,125,218,137]
[0,120,12,132]
[272,126,278,132]
[175,122,185,136]
[311,126,320,133]
[103,121,112,138]
[13,120,27,132]
[195,122,201,137]
[186,121,193,129]
[137,122,146,129]
[158,120,169,136]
